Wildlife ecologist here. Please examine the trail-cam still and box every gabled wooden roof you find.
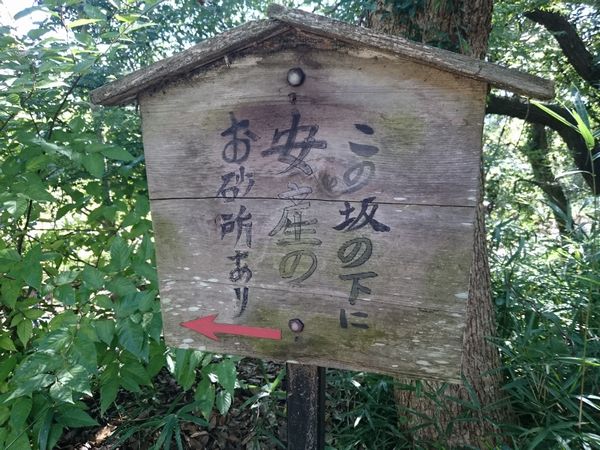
[90,4,554,106]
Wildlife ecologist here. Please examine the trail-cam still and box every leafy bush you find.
[0,2,244,448]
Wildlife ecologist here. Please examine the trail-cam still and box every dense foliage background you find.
[0,0,598,448]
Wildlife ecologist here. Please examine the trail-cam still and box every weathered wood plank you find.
[154,197,469,381]
[142,44,479,381]
[161,281,465,381]
[267,4,554,100]
[151,198,473,314]
[140,49,485,207]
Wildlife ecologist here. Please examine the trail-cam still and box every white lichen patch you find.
[183,338,194,344]
[416,360,431,366]
[455,292,469,300]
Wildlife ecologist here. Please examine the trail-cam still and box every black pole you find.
[286,363,326,450]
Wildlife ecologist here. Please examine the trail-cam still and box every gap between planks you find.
[148,195,477,209]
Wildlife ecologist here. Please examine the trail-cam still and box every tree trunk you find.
[368,1,511,446]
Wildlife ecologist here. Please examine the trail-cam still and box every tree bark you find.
[523,124,571,235]
[368,1,510,446]
[524,10,600,88]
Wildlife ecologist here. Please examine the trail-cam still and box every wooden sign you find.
[91,5,552,383]
[140,47,485,383]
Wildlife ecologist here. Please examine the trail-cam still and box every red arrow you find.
[180,314,282,341]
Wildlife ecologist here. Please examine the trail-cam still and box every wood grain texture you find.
[160,280,466,381]
[90,20,287,106]
[152,198,472,313]
[267,4,553,100]
[140,45,483,382]
[140,49,485,207]
[90,5,554,106]
[153,198,470,381]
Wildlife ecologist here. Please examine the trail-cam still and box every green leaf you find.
[16,320,33,346]
[100,378,119,414]
[120,360,151,386]
[94,294,113,309]
[1,279,21,309]
[215,390,232,415]
[0,406,9,426]
[68,18,102,28]
[50,380,74,403]
[571,109,596,150]
[0,355,17,381]
[56,406,98,428]
[9,396,32,429]
[71,333,98,372]
[14,174,55,202]
[4,431,30,450]
[0,336,17,352]
[194,377,215,419]
[110,236,131,271]
[36,409,53,450]
[21,246,43,290]
[101,147,135,161]
[106,277,137,296]
[94,319,115,345]
[23,308,44,320]
[14,6,42,19]
[82,153,105,178]
[81,266,104,290]
[214,359,236,396]
[531,101,578,132]
[118,319,146,359]
[55,285,76,306]
[7,374,54,400]
[54,270,78,286]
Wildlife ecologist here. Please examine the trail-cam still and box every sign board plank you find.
[140,43,486,382]
[141,49,485,207]
[152,199,471,313]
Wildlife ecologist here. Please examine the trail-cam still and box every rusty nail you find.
[288,318,304,332]
[287,68,305,86]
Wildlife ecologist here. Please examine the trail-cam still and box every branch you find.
[524,10,600,87]
[16,201,33,255]
[486,95,599,194]
[523,124,571,235]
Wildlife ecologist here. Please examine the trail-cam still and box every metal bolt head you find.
[288,318,304,332]
[287,68,305,87]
